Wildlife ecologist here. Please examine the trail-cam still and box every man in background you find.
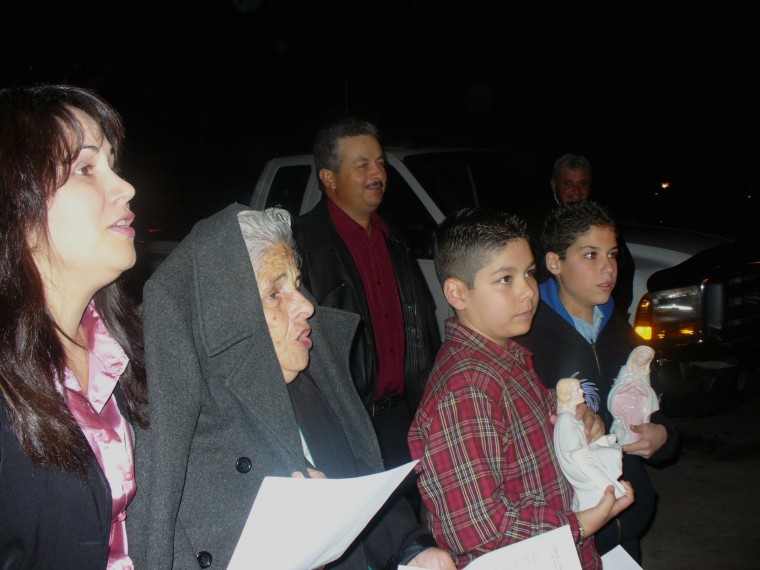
[551,153,593,204]
[536,153,635,318]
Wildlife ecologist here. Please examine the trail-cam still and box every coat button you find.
[196,551,212,568]
[236,457,252,473]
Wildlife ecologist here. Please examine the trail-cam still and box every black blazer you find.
[0,388,129,570]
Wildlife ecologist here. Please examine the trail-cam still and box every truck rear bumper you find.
[658,342,760,417]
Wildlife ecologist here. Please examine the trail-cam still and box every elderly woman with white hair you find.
[127,204,454,570]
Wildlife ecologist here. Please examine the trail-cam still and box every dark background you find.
[3,1,758,241]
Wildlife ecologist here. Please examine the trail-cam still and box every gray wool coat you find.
[127,204,425,569]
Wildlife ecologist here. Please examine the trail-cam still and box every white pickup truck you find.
[244,147,760,416]
[134,147,759,416]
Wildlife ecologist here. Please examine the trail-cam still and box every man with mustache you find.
[293,117,440,492]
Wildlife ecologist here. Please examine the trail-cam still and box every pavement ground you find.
[639,393,760,569]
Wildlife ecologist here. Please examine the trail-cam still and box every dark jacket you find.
[517,279,678,556]
[127,203,434,570]
[293,197,440,411]
[0,388,130,570]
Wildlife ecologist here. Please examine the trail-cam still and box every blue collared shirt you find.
[570,305,605,343]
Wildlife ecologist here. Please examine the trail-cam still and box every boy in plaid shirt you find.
[408,207,633,569]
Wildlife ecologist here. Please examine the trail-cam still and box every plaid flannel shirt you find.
[408,318,600,569]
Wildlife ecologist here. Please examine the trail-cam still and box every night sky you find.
[3,2,758,240]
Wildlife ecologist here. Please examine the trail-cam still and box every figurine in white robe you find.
[608,345,659,445]
[554,378,627,510]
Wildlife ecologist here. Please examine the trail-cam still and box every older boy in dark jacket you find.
[518,200,678,562]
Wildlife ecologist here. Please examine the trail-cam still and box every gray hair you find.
[237,207,298,275]
[551,153,592,181]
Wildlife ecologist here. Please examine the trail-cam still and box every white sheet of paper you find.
[600,545,643,570]
[227,460,418,570]
[399,530,644,570]
[461,525,582,570]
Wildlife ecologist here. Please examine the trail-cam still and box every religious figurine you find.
[554,378,627,510]
[607,345,659,445]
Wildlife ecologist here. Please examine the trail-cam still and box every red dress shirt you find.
[328,199,405,400]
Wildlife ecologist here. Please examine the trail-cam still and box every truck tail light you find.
[633,286,702,344]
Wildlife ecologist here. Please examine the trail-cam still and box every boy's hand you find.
[623,423,667,459]
[575,403,605,443]
[605,481,635,519]
[408,547,457,569]
[576,481,635,537]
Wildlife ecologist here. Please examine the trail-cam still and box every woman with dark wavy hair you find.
[0,84,147,569]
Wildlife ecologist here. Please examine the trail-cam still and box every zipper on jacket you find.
[322,280,348,304]
[589,339,612,425]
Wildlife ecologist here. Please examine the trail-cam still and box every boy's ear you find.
[443,277,468,311]
[545,252,561,275]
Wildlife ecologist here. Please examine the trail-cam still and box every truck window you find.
[407,160,480,214]
[265,165,311,218]
[379,166,438,259]
[402,151,545,216]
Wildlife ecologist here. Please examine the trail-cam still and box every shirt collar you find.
[445,317,530,366]
[539,277,615,332]
[61,302,129,413]
[326,197,389,239]
[570,305,605,343]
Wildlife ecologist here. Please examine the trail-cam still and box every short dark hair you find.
[541,200,616,260]
[313,116,380,187]
[435,207,529,288]
[551,153,592,181]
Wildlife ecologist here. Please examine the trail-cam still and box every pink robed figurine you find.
[607,345,659,445]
